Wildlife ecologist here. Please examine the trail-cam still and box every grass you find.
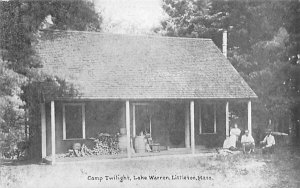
[1,146,300,188]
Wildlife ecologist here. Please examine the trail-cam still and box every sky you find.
[94,0,167,34]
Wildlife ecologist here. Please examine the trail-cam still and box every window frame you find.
[62,103,86,140]
[199,103,217,135]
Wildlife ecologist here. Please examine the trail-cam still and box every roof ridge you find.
[39,29,213,41]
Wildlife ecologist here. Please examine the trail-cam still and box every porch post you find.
[225,101,229,137]
[185,103,190,148]
[247,100,252,135]
[125,101,131,158]
[50,101,55,164]
[190,101,195,154]
[133,104,136,137]
[41,103,46,159]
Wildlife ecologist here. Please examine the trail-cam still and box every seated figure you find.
[241,130,255,154]
[140,131,152,152]
[223,134,238,150]
[260,129,275,154]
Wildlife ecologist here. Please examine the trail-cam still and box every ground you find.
[1,146,300,188]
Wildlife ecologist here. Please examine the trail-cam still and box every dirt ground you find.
[1,146,300,188]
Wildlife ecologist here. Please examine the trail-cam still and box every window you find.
[63,103,85,140]
[199,103,216,134]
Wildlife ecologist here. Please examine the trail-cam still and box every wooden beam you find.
[190,101,195,154]
[82,104,86,139]
[41,103,46,159]
[149,115,152,136]
[133,104,136,137]
[214,103,217,134]
[199,104,202,134]
[62,104,66,140]
[185,103,190,148]
[222,30,227,57]
[225,101,229,137]
[248,100,252,135]
[125,101,131,158]
[50,101,55,164]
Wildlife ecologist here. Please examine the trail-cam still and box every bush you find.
[1,138,29,160]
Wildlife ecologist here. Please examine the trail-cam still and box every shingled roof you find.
[35,30,257,100]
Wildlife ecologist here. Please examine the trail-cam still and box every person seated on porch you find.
[230,123,241,147]
[145,140,152,152]
[223,134,238,151]
[260,129,275,154]
[241,130,255,154]
[140,131,152,152]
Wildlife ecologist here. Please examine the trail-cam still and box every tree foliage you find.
[159,0,300,130]
[0,0,101,74]
[0,0,102,158]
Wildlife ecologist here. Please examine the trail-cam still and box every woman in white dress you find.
[230,123,241,143]
[223,134,238,150]
[223,123,241,150]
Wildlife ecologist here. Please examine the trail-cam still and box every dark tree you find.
[0,0,102,159]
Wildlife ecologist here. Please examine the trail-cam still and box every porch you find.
[40,99,253,164]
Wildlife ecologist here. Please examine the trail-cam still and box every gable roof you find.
[35,30,257,100]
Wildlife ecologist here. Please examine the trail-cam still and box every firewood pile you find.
[66,133,120,157]
[66,144,93,157]
[91,133,120,155]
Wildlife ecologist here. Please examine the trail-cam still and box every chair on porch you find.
[146,137,160,152]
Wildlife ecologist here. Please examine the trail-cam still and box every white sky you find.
[94,0,167,34]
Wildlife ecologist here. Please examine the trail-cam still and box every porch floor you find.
[46,146,217,164]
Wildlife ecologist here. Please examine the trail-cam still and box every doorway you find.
[133,103,153,137]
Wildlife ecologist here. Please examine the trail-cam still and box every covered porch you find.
[40,99,253,164]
